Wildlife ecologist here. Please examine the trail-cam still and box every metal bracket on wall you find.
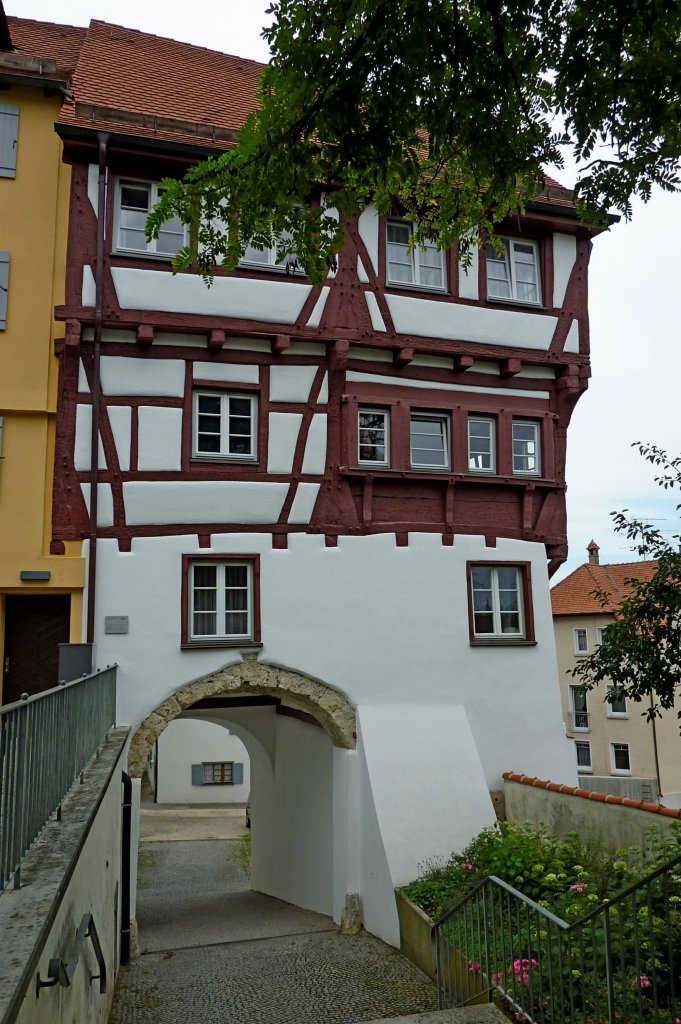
[36,912,107,997]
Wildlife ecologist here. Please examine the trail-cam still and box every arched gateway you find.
[127,658,357,777]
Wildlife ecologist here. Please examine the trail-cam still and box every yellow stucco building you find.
[0,12,86,702]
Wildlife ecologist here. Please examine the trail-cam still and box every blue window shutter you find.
[0,252,8,330]
[0,105,19,178]
[233,762,243,785]
[191,763,203,786]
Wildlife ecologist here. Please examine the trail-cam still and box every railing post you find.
[602,904,616,1024]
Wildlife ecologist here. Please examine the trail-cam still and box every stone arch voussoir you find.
[127,660,357,777]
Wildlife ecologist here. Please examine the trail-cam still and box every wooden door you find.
[2,595,71,704]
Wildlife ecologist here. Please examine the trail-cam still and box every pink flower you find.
[462,863,474,871]
[467,960,481,974]
[510,958,538,985]
[492,971,505,985]
[634,974,652,989]
[569,882,588,893]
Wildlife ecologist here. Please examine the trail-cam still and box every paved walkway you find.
[109,808,438,1024]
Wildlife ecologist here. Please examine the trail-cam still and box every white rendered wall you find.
[155,719,250,804]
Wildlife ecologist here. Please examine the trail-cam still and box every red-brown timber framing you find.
[51,129,599,576]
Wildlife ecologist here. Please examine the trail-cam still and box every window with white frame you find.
[116,179,187,257]
[486,238,541,304]
[358,408,390,466]
[193,392,257,461]
[241,229,299,273]
[574,627,589,655]
[606,687,628,716]
[189,560,254,642]
[387,220,445,290]
[569,685,589,731]
[596,626,606,645]
[470,565,525,639]
[410,413,449,469]
[575,740,592,770]
[512,420,541,475]
[611,742,631,774]
[467,417,495,473]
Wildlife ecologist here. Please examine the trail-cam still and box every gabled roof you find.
[4,16,86,79]
[57,20,265,151]
[551,560,658,617]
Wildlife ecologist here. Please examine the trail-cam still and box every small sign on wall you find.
[104,616,129,635]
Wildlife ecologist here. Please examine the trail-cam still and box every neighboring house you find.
[0,10,87,704]
[14,14,602,944]
[150,719,250,805]
[551,541,681,806]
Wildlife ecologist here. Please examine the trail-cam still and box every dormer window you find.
[116,179,187,257]
[387,220,445,290]
[486,238,540,305]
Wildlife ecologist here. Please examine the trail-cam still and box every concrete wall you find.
[0,729,128,1024]
[504,779,680,853]
[155,718,250,804]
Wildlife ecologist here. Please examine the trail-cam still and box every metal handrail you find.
[36,912,107,996]
[434,851,681,1023]
[0,666,117,890]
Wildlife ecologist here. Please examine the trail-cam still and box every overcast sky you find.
[8,0,679,580]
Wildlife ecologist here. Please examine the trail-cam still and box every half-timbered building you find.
[50,19,598,943]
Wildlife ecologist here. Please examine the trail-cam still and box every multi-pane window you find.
[203,761,233,784]
[410,413,449,469]
[569,685,589,731]
[190,560,252,641]
[358,409,389,466]
[387,221,445,289]
[596,627,606,645]
[611,742,631,773]
[242,230,299,272]
[468,417,495,473]
[486,238,540,304]
[117,180,186,256]
[193,392,257,461]
[470,566,524,639]
[606,687,627,716]
[575,741,592,770]
[574,628,588,654]
[512,420,541,475]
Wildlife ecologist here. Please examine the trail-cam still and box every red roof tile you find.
[5,16,86,76]
[502,772,681,817]
[551,560,658,616]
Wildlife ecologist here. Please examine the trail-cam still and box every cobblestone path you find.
[109,834,437,1024]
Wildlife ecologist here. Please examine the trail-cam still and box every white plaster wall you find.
[93,531,576,792]
[306,287,330,328]
[267,413,302,474]
[74,405,106,470]
[358,205,380,274]
[269,365,317,403]
[365,291,387,331]
[108,406,132,471]
[123,481,289,525]
[100,356,185,397]
[347,370,549,402]
[80,483,113,527]
[301,414,327,475]
[564,319,580,354]
[193,362,259,384]
[111,267,312,325]
[458,245,479,300]
[384,293,557,349]
[552,234,577,307]
[137,407,183,471]
[156,719,250,804]
[288,483,320,523]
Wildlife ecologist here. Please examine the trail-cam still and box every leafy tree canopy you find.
[572,445,681,723]
[149,0,681,284]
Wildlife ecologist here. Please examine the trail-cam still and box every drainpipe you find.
[86,132,109,645]
[649,693,662,801]
[121,771,132,965]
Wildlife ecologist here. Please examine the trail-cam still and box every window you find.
[241,230,299,273]
[410,413,449,469]
[116,179,187,257]
[486,237,540,304]
[193,392,257,461]
[0,104,19,179]
[611,742,631,774]
[185,558,259,645]
[387,220,445,290]
[596,627,606,645]
[358,408,390,466]
[512,420,541,476]
[468,417,495,473]
[606,687,627,717]
[569,685,589,731]
[0,251,8,330]
[469,565,527,640]
[192,761,244,785]
[575,741,592,771]
[574,628,588,655]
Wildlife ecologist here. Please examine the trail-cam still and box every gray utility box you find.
[58,643,94,683]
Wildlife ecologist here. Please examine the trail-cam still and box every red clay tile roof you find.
[57,20,265,151]
[502,772,681,817]
[5,16,86,77]
[551,560,658,616]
